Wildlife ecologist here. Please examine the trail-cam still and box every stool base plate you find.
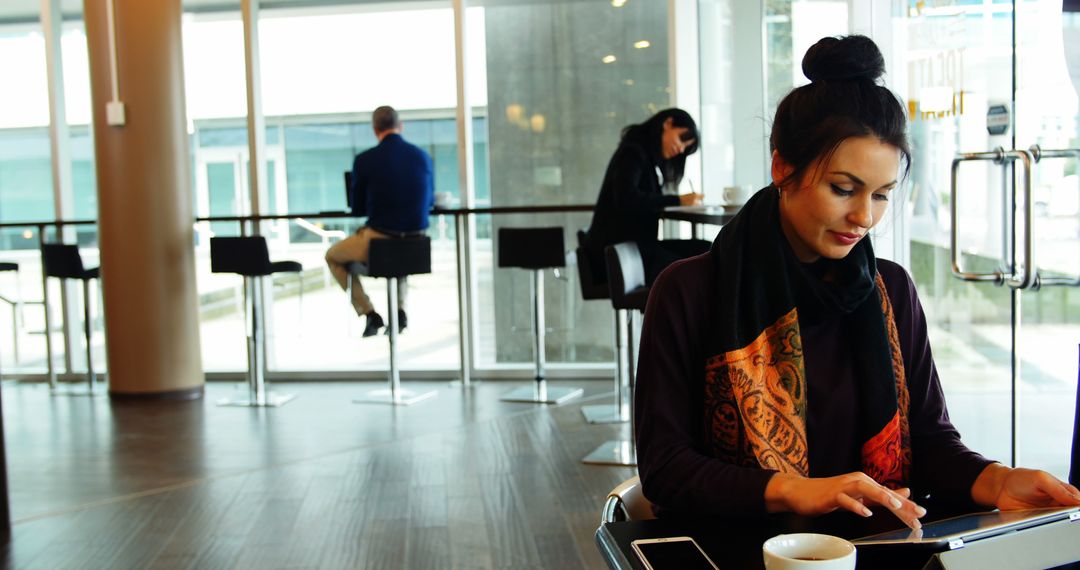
[500,385,583,405]
[353,388,437,406]
[581,404,630,424]
[50,386,101,397]
[581,439,637,467]
[217,392,297,407]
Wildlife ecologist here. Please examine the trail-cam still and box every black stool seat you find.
[348,236,432,278]
[210,236,301,277]
[606,243,649,312]
[575,230,608,300]
[498,227,565,270]
[42,244,99,280]
[350,236,435,406]
[40,243,100,393]
[209,236,298,407]
[581,241,650,467]
[497,226,582,405]
[270,260,302,274]
[0,262,18,272]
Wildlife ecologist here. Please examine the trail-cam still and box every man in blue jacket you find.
[326,106,433,337]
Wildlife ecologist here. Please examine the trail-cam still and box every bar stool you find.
[498,227,583,405]
[574,230,630,424]
[582,241,649,466]
[351,236,437,406]
[41,244,100,394]
[209,236,300,407]
[0,263,22,367]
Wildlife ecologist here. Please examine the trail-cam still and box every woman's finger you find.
[835,492,872,518]
[853,479,923,530]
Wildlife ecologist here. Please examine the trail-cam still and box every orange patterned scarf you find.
[702,186,911,487]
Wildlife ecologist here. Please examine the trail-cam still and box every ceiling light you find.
[602,55,617,64]
[611,0,627,7]
[633,40,650,49]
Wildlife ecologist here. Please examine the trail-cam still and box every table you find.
[596,510,1080,569]
[660,204,740,239]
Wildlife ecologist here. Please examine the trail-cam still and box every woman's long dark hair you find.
[621,108,699,187]
[770,35,910,188]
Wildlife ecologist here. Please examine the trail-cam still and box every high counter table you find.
[660,204,740,239]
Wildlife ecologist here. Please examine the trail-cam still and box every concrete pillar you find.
[83,0,204,398]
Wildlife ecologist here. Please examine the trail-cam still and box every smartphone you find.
[630,536,719,570]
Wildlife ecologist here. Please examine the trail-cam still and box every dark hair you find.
[770,35,910,188]
[621,108,700,186]
[372,105,401,133]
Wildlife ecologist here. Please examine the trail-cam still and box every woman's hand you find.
[765,471,927,529]
[973,463,1080,510]
[679,192,703,206]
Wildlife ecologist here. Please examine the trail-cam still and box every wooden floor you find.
[0,379,634,569]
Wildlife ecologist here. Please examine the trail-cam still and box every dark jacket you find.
[584,142,680,263]
[349,133,433,234]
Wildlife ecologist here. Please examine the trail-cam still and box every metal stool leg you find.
[501,269,582,405]
[83,279,95,392]
[218,275,295,407]
[354,276,436,406]
[582,309,630,423]
[582,309,639,466]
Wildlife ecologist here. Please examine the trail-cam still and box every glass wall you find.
[0,16,98,376]
[475,0,671,368]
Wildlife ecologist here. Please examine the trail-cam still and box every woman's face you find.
[660,117,695,159]
[773,136,900,263]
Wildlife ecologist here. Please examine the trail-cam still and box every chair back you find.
[41,243,87,279]
[601,476,655,524]
[210,236,272,277]
[605,242,649,311]
[1071,346,1079,487]
[575,230,608,300]
[498,227,565,270]
[367,236,432,278]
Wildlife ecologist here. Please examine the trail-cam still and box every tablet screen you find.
[853,506,1079,546]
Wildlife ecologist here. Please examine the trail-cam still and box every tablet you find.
[852,505,1080,549]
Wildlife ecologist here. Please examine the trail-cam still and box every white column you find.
[668,0,703,197]
[41,0,79,374]
[732,0,769,188]
[453,0,476,385]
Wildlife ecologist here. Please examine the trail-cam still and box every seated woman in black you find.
[635,35,1080,529]
[585,108,709,285]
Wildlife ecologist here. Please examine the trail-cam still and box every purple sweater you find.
[635,253,993,517]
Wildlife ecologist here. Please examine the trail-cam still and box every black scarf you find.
[701,185,910,487]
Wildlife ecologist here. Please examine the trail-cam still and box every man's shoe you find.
[385,309,407,335]
[362,311,384,337]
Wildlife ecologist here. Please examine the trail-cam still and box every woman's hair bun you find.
[801,35,884,83]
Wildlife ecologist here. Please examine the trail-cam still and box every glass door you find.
[877,0,1078,479]
[1013,0,1079,478]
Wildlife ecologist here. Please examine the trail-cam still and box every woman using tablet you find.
[585,108,709,285]
[634,35,1080,530]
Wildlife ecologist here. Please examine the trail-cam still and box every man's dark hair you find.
[372,106,401,133]
[770,35,911,187]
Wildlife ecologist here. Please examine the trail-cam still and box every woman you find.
[635,35,1080,529]
[585,108,708,285]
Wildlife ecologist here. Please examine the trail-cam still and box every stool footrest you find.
[581,439,637,467]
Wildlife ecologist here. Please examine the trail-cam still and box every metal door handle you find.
[1005,149,1036,290]
[1028,145,1080,288]
[951,148,1010,284]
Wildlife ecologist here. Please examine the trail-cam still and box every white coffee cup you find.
[722,184,755,205]
[762,533,856,569]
